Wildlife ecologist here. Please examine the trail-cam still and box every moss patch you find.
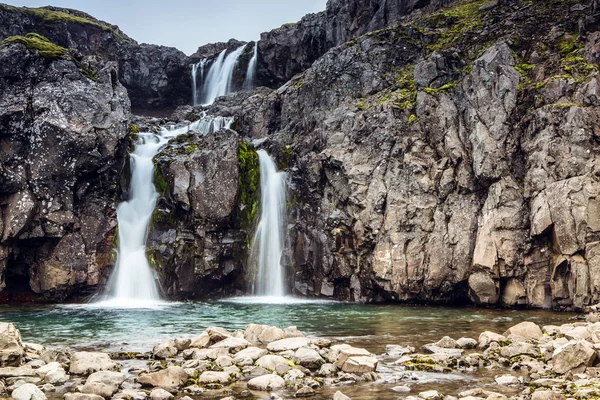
[1,33,69,59]
[237,142,260,246]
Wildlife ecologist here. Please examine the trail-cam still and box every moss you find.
[292,78,304,90]
[557,35,577,57]
[1,33,69,59]
[407,114,417,124]
[281,22,297,29]
[129,124,140,134]
[153,167,169,195]
[423,82,456,95]
[237,142,260,246]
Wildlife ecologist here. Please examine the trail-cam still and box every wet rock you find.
[341,356,378,374]
[69,353,118,375]
[149,388,173,400]
[434,337,459,349]
[137,367,188,390]
[494,374,519,385]
[247,374,285,391]
[0,323,25,367]
[419,390,443,400]
[386,345,414,356]
[295,386,315,397]
[11,383,46,400]
[503,322,544,341]
[333,392,351,400]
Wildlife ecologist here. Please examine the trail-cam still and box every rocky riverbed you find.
[4,312,600,400]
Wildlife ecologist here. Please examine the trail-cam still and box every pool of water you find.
[0,298,578,354]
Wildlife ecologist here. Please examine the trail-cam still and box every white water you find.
[250,150,287,297]
[201,45,247,105]
[191,59,208,106]
[98,115,233,308]
[243,42,258,90]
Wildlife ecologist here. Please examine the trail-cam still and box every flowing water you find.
[250,151,287,298]
[98,115,233,307]
[191,59,208,106]
[243,42,258,90]
[201,45,247,105]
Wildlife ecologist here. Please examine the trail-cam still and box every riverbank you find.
[1,310,599,400]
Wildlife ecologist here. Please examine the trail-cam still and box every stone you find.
[495,374,519,385]
[341,356,378,374]
[137,367,188,389]
[316,363,337,376]
[209,337,250,352]
[419,390,442,400]
[393,386,411,392]
[64,395,104,400]
[44,367,68,385]
[294,347,325,370]
[283,327,304,338]
[215,355,233,368]
[531,390,566,400]
[233,347,268,363]
[79,371,126,398]
[552,341,596,374]
[434,336,459,349]
[113,389,148,400]
[503,322,543,341]
[333,392,351,400]
[295,386,315,397]
[244,324,286,344]
[386,345,414,355]
[500,342,537,358]
[152,340,178,359]
[69,352,118,375]
[456,338,478,349]
[11,383,46,400]
[198,371,231,384]
[0,323,25,367]
[149,388,173,400]
[267,337,311,352]
[256,355,292,375]
[247,374,285,391]
[478,332,507,349]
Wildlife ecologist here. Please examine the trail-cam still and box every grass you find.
[1,33,69,59]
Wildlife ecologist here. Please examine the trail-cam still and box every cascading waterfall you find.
[201,45,247,105]
[250,150,287,298]
[192,59,208,106]
[98,114,233,307]
[243,42,258,90]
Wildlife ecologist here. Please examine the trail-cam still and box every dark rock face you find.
[148,130,258,299]
[0,42,130,301]
[209,0,600,310]
[0,4,190,111]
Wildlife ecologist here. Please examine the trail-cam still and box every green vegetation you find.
[237,142,260,246]
[407,114,417,124]
[1,33,68,59]
[292,78,305,90]
[153,168,169,195]
[129,124,140,134]
[423,82,456,95]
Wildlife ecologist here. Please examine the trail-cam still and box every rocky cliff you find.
[204,0,600,310]
[0,35,130,301]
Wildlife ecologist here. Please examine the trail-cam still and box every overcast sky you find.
[4,0,328,55]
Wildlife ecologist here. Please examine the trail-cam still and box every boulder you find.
[294,347,325,370]
[232,347,268,363]
[267,337,311,352]
[69,352,118,375]
[456,338,478,349]
[209,337,250,352]
[137,367,188,390]
[500,342,538,358]
[341,356,378,374]
[434,336,459,349]
[198,371,231,384]
[79,371,126,398]
[478,332,507,349]
[152,340,178,359]
[552,340,596,374]
[295,386,315,397]
[11,383,46,400]
[0,323,25,367]
[244,324,286,344]
[503,322,543,340]
[149,388,173,400]
[247,374,285,391]
[495,374,519,385]
[255,355,292,375]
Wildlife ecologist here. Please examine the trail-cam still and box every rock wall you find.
[208,0,600,310]
[0,40,131,301]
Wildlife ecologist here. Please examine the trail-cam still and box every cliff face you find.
[207,0,600,310]
[0,38,130,301]
[0,4,190,111]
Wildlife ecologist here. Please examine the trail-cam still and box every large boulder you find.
[552,340,597,374]
[69,352,118,375]
[137,366,188,390]
[503,322,544,341]
[0,323,24,367]
[79,371,126,398]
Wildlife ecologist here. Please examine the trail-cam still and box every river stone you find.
[434,336,459,348]
[64,394,104,400]
[44,367,68,385]
[11,383,46,400]
[419,391,442,400]
[267,337,310,352]
[500,342,538,358]
[137,366,188,389]
[69,352,118,375]
[284,368,305,383]
[531,390,566,400]
[242,366,271,380]
[317,363,337,376]
[284,327,305,338]
[478,332,507,349]
[184,347,229,360]
[149,388,173,400]
[113,389,148,400]
[209,337,250,352]
[332,346,371,367]
[153,340,178,359]
[295,386,315,397]
[386,345,414,356]
[189,333,210,349]
[215,355,233,368]
[504,322,544,341]
[0,323,25,367]
[561,326,591,340]
[422,345,463,357]
[333,392,351,400]
[552,340,596,374]
[341,356,378,373]
[256,355,292,375]
[233,347,268,363]
[456,338,478,349]
[244,324,286,344]
[205,327,232,343]
[198,371,231,384]
[0,366,37,378]
[247,374,285,391]
[495,374,519,385]
[294,347,325,369]
[79,370,126,398]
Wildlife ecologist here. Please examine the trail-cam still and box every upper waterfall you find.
[250,150,287,298]
[243,42,258,90]
[199,45,247,106]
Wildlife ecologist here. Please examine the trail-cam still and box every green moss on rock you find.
[237,142,260,246]
[1,33,69,59]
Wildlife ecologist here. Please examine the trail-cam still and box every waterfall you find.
[251,150,287,298]
[192,59,208,106]
[201,45,247,105]
[243,42,258,90]
[98,114,233,308]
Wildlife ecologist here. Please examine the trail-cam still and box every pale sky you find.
[4,0,328,55]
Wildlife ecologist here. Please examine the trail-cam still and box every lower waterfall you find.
[97,115,233,307]
[250,150,287,298]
